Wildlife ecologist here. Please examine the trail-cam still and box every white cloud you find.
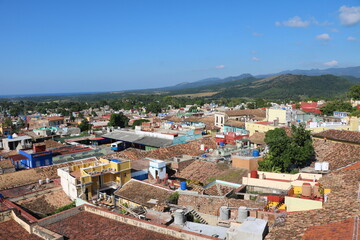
[339,6,360,26]
[252,32,263,37]
[316,33,331,40]
[215,65,225,69]
[323,60,338,67]
[251,57,260,62]
[311,17,332,26]
[275,16,310,27]
[330,28,339,32]
[347,36,356,41]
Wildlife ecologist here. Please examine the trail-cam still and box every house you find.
[47,116,65,127]
[17,144,53,169]
[223,120,247,134]
[114,179,174,208]
[215,109,266,131]
[57,158,131,201]
[1,134,32,151]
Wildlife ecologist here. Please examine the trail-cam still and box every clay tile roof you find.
[0,220,42,240]
[302,217,357,240]
[225,109,266,118]
[249,132,266,145]
[47,116,64,121]
[114,179,173,207]
[7,154,28,161]
[0,159,15,168]
[34,139,64,149]
[313,130,360,144]
[104,137,217,161]
[224,120,245,128]
[313,139,360,170]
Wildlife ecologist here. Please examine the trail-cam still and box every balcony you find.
[100,181,119,190]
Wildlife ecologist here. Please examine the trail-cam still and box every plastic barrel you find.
[252,150,260,157]
[180,181,187,190]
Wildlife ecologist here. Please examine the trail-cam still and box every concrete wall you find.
[232,156,261,171]
[285,196,323,212]
[242,172,322,190]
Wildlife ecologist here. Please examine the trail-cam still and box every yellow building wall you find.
[267,109,287,124]
[246,122,276,135]
[285,196,323,212]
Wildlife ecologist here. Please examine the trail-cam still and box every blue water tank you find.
[220,142,225,147]
[180,181,187,190]
[7,135,13,139]
[252,150,260,157]
[201,154,207,157]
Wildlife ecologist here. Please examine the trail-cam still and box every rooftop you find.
[114,179,173,208]
[43,210,180,240]
[313,129,360,144]
[302,217,358,240]
[0,157,97,190]
[104,137,216,161]
[0,219,42,240]
[225,109,266,118]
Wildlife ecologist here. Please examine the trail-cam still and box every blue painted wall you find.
[18,150,53,168]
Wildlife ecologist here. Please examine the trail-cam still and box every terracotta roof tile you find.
[313,130,360,144]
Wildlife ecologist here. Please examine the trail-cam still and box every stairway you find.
[186,209,208,225]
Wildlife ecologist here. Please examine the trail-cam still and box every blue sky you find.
[0,0,359,95]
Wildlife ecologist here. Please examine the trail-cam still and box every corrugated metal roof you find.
[134,136,173,148]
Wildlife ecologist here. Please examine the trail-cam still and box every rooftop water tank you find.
[174,209,185,225]
[200,144,205,151]
[250,170,258,178]
[252,150,260,157]
[219,206,230,220]
[180,181,187,190]
[220,142,225,147]
[302,183,311,197]
[313,184,321,198]
[7,135,12,139]
[314,162,322,171]
[322,162,329,171]
[237,206,248,223]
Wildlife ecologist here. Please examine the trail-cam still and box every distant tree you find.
[3,117,13,127]
[132,119,150,129]
[187,106,198,112]
[79,119,92,132]
[91,111,98,117]
[108,113,129,128]
[146,102,162,114]
[348,85,360,100]
[320,100,353,116]
[247,102,256,109]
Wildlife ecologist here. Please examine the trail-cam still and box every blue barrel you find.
[252,150,260,157]
[7,135,13,139]
[220,142,225,147]
[0,193,3,199]
[180,181,187,190]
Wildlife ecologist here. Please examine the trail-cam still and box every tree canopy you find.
[132,119,150,129]
[348,84,360,100]
[108,113,129,128]
[258,124,314,173]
